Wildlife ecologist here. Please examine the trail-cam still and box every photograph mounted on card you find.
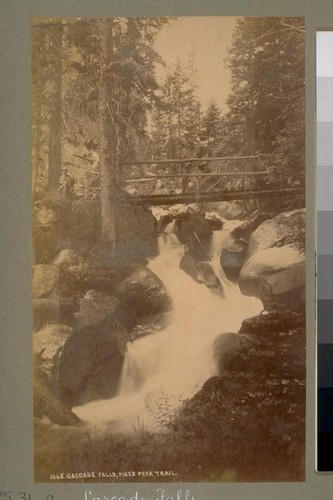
[32,16,306,483]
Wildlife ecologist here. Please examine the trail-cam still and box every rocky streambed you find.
[33,197,306,482]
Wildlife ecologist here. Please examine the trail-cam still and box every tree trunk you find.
[98,18,118,247]
[32,29,43,199]
[48,21,63,191]
[32,91,42,199]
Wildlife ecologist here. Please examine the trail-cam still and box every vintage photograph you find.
[32,16,306,482]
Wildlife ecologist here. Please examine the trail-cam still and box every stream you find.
[73,219,262,437]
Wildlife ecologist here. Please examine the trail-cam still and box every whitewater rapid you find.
[73,219,262,435]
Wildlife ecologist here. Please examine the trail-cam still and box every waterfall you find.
[73,219,262,435]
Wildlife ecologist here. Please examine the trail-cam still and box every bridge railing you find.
[118,155,268,203]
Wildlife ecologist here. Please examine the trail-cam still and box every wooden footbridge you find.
[114,155,304,207]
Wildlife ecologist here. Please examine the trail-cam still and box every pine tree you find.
[32,22,46,196]
[201,101,223,155]
[152,61,202,160]
[96,17,167,243]
[32,17,167,242]
[217,17,305,188]
[47,20,64,191]
[32,18,65,194]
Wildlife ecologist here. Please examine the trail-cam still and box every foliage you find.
[32,19,306,485]
[151,61,202,159]
[32,20,64,193]
[32,17,305,215]
[200,100,224,156]
[34,314,305,483]
[35,370,305,482]
[217,17,305,191]
[32,18,167,195]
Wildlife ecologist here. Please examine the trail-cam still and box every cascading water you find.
[73,218,262,436]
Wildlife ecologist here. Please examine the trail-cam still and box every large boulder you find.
[33,368,81,426]
[50,244,138,299]
[239,244,305,299]
[174,208,213,260]
[114,265,172,316]
[214,332,253,374]
[247,209,306,257]
[58,292,129,405]
[259,261,306,311]
[59,260,129,298]
[34,292,131,407]
[129,313,168,342]
[34,254,120,300]
[33,297,79,331]
[33,324,73,395]
[196,262,223,294]
[220,239,248,280]
[53,248,85,267]
[180,254,223,295]
[116,205,158,261]
[179,253,196,274]
[33,264,64,299]
[83,290,137,332]
[231,212,271,240]
[205,214,223,231]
